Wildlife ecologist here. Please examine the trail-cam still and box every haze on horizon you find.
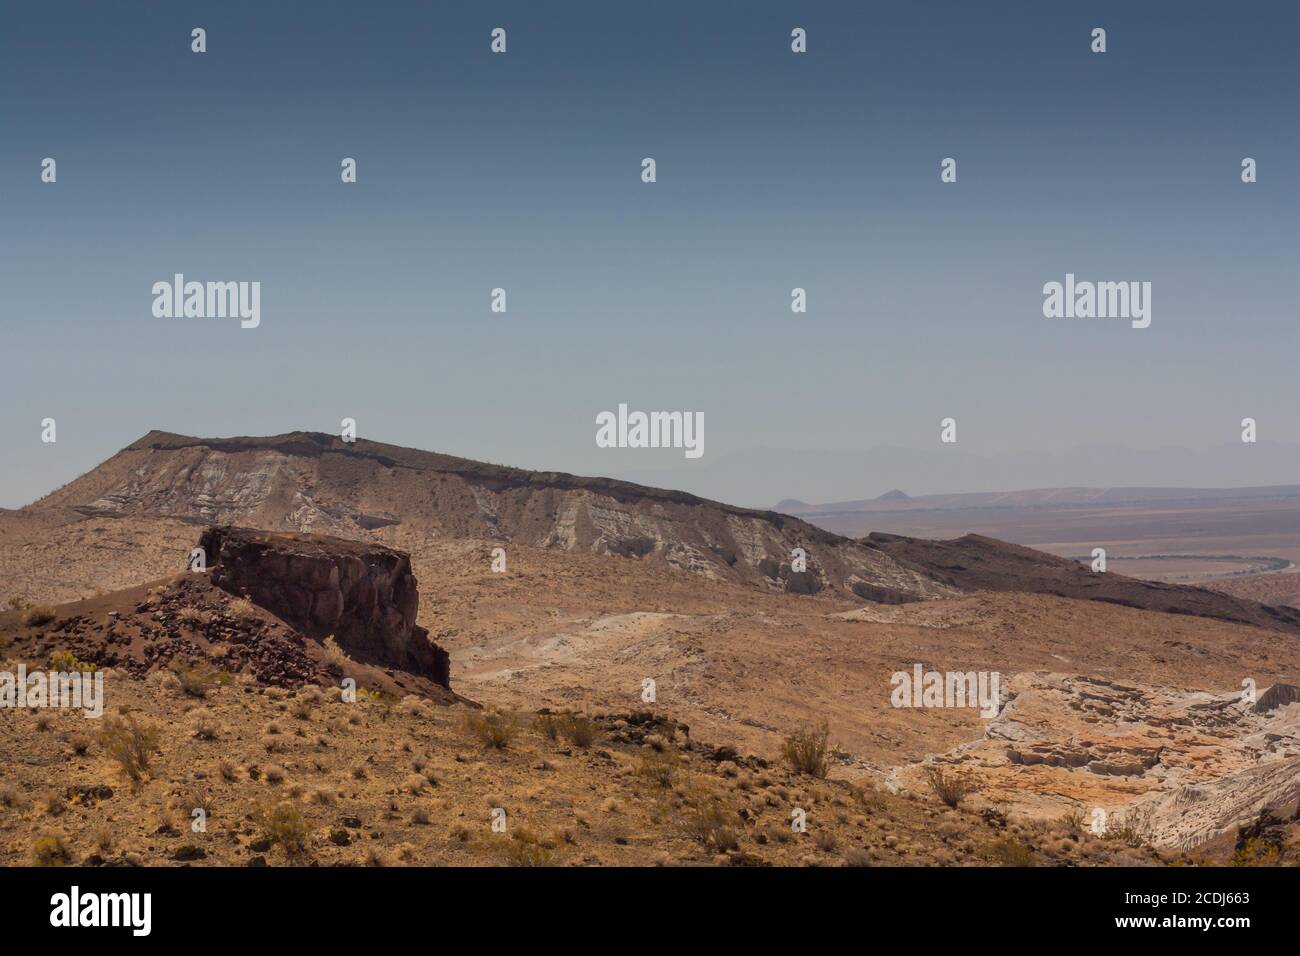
[3,0,1297,510]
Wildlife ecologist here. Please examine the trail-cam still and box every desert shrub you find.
[49,650,96,673]
[6,595,32,612]
[31,833,71,866]
[1059,808,1087,831]
[990,838,1035,866]
[814,830,838,852]
[69,734,92,756]
[465,710,517,749]
[1103,805,1152,848]
[226,597,256,620]
[192,710,220,740]
[254,802,309,858]
[842,846,873,867]
[924,766,973,809]
[1232,836,1281,867]
[43,790,67,817]
[852,783,889,813]
[181,788,215,820]
[177,607,208,627]
[168,661,223,699]
[498,829,555,867]
[682,793,741,852]
[559,714,598,748]
[322,635,350,663]
[533,713,561,741]
[92,826,115,853]
[637,749,677,788]
[98,714,161,788]
[22,606,56,627]
[782,720,831,778]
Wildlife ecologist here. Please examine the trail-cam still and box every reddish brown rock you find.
[198,526,450,687]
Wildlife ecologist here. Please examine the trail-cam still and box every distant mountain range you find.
[614,442,1300,509]
[777,484,1300,516]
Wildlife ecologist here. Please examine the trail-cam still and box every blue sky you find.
[2,1,1297,507]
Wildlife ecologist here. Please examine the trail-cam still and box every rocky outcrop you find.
[1255,683,1300,713]
[891,672,1300,849]
[198,526,449,687]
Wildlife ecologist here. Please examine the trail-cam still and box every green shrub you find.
[31,833,71,866]
[49,650,96,673]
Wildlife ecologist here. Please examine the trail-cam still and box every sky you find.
[2,1,1297,508]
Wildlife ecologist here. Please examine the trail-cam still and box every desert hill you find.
[23,431,953,604]
[865,532,1300,635]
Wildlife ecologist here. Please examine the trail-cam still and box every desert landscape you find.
[2,431,1297,868]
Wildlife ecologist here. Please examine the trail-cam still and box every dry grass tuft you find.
[781,720,831,778]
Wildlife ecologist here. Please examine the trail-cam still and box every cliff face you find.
[198,525,450,687]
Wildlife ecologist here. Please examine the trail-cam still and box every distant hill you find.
[865,532,1300,635]
[22,430,953,602]
[780,484,1300,516]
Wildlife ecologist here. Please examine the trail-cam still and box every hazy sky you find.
[3,1,1297,509]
